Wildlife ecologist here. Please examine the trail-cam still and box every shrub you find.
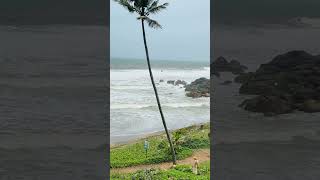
[111,123,210,168]
[110,161,211,180]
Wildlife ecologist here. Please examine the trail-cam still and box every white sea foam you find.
[111,102,209,110]
[111,85,152,90]
[203,66,210,71]
[111,66,210,142]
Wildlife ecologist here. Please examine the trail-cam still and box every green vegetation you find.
[111,161,210,180]
[110,123,210,168]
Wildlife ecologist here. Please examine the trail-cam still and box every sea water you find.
[110,58,210,143]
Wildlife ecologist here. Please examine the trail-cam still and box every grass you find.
[110,123,210,168]
[110,161,210,180]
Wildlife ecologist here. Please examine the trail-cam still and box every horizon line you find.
[111,57,209,62]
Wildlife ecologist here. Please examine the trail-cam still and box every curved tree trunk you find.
[141,19,177,165]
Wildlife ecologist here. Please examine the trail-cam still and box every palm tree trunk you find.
[141,19,177,165]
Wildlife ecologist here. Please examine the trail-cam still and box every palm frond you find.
[147,2,169,14]
[147,0,159,9]
[145,17,162,29]
[133,0,146,8]
[132,0,154,8]
[114,0,136,13]
[145,0,155,7]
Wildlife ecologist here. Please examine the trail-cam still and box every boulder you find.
[185,77,210,98]
[186,91,202,98]
[237,50,320,115]
[159,79,164,83]
[211,56,248,76]
[167,80,175,85]
[239,95,293,116]
[174,80,187,86]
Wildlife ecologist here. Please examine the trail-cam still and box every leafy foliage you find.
[146,1,169,14]
[110,123,210,168]
[145,17,162,29]
[111,161,211,180]
[114,0,168,29]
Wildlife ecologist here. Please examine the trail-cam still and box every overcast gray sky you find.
[111,0,210,61]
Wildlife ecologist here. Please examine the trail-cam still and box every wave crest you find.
[111,102,209,110]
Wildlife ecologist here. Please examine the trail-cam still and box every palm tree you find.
[114,0,177,165]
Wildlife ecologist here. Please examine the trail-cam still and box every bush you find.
[174,164,193,173]
[111,123,210,168]
[111,161,210,180]
[181,138,210,149]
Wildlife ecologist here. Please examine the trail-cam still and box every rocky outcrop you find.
[174,80,187,86]
[185,78,210,98]
[236,50,320,115]
[167,80,175,85]
[166,80,187,87]
[211,56,248,76]
[239,95,293,116]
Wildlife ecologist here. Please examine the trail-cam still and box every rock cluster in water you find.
[166,80,175,85]
[161,78,210,98]
[211,56,248,76]
[165,80,187,86]
[174,80,187,86]
[236,50,320,116]
[185,77,210,98]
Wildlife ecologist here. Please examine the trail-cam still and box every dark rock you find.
[167,80,175,85]
[229,59,248,74]
[186,91,202,98]
[159,79,164,83]
[174,80,187,86]
[238,50,320,115]
[239,95,293,116]
[269,50,316,68]
[185,77,210,98]
[211,56,248,76]
[215,56,229,66]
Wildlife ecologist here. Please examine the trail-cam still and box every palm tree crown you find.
[114,0,168,28]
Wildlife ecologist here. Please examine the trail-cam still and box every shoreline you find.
[110,122,210,148]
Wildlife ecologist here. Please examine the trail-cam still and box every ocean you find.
[0,25,108,179]
[110,58,210,143]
